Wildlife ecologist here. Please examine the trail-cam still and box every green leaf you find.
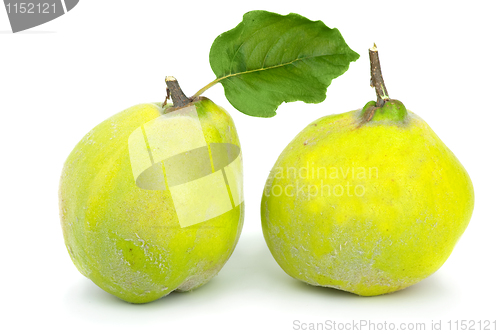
[208,10,359,117]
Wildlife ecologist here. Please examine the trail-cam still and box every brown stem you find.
[369,44,390,107]
[163,76,191,108]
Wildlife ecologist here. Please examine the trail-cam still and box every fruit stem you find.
[163,76,192,108]
[369,44,390,107]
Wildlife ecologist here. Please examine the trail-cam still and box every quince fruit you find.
[60,87,244,303]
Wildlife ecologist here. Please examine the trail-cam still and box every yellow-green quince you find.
[261,100,474,296]
[60,97,244,303]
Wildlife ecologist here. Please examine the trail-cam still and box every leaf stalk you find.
[192,79,220,99]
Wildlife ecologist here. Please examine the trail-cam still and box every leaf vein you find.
[227,20,284,76]
[218,53,348,84]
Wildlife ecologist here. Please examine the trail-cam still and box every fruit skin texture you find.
[261,101,474,296]
[59,98,244,303]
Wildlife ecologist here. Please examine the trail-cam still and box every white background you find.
[1,1,499,333]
